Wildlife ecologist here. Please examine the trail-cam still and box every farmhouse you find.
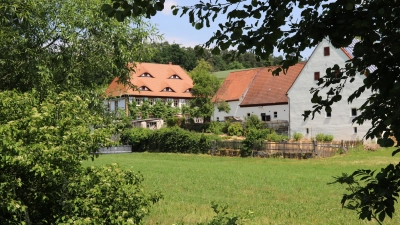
[212,63,305,123]
[105,62,193,118]
[287,39,372,141]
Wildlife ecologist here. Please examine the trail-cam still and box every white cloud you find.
[161,0,178,15]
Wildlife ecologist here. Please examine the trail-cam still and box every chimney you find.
[169,62,172,65]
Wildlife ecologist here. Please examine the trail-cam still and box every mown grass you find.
[84,148,400,224]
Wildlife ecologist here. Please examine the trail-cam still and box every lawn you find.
[84,148,400,224]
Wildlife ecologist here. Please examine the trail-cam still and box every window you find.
[135,98,141,106]
[173,99,178,107]
[306,128,309,134]
[247,113,250,117]
[139,86,151,91]
[351,108,357,117]
[149,98,154,105]
[354,127,358,134]
[261,113,267,121]
[162,87,174,92]
[139,73,153,78]
[184,88,192,93]
[324,47,330,56]
[273,111,277,118]
[169,74,181,79]
[114,100,118,111]
[314,72,320,81]
[326,112,331,118]
[216,117,220,122]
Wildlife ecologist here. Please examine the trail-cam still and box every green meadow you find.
[84,148,400,224]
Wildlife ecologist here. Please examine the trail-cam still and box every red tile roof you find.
[212,68,260,102]
[238,62,306,106]
[105,62,193,98]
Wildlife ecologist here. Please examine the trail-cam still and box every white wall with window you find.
[212,100,289,122]
[287,39,372,141]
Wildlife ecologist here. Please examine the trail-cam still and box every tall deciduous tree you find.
[104,0,400,222]
[1,1,163,224]
[189,59,221,120]
[0,0,159,96]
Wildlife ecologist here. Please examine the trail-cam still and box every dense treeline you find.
[146,41,284,71]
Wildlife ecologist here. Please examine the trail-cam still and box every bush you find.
[206,121,224,134]
[166,117,186,127]
[315,133,334,142]
[244,114,263,131]
[227,123,244,136]
[146,127,220,154]
[266,132,288,142]
[241,128,270,157]
[292,132,303,141]
[0,91,161,225]
[120,128,154,152]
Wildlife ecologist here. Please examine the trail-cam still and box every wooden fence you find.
[211,140,363,159]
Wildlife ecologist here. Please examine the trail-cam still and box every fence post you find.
[212,140,216,155]
[313,140,317,157]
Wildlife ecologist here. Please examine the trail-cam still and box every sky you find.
[149,0,314,59]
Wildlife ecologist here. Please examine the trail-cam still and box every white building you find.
[287,39,372,141]
[212,63,305,122]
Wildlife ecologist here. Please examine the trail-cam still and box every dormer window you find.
[162,87,175,92]
[184,88,192,93]
[138,86,151,91]
[139,73,153,78]
[169,74,181,79]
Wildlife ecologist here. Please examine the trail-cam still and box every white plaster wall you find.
[212,101,289,122]
[287,39,372,141]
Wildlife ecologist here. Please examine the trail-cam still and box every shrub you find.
[292,132,303,141]
[315,133,326,142]
[324,134,334,142]
[241,128,270,157]
[120,128,154,152]
[244,114,263,131]
[315,133,334,142]
[206,121,225,134]
[266,132,288,142]
[147,127,219,154]
[227,123,244,136]
[166,117,186,127]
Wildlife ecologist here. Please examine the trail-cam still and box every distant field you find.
[213,68,257,80]
[84,148,400,225]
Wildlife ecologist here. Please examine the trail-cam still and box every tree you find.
[0,91,161,224]
[104,0,400,223]
[0,0,159,97]
[189,59,221,120]
[151,42,198,71]
[1,1,163,223]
